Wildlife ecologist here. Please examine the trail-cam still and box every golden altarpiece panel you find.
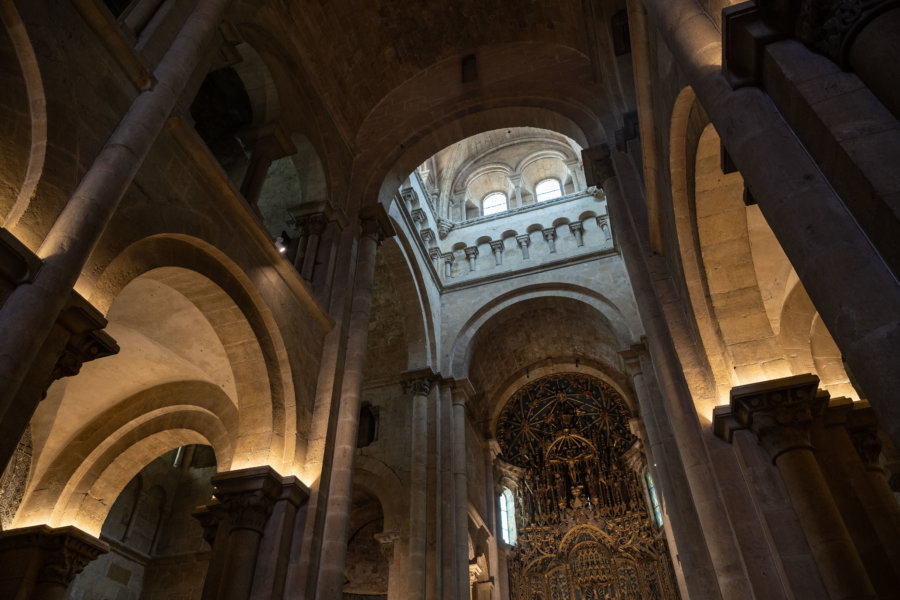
[495,374,678,600]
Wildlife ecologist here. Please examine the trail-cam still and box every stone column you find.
[465,246,478,272]
[542,228,557,253]
[442,252,454,279]
[315,205,394,600]
[566,159,587,191]
[606,172,750,600]
[300,214,328,282]
[489,240,504,265]
[0,0,231,439]
[509,174,523,208]
[438,379,457,600]
[429,247,442,272]
[238,128,294,206]
[207,467,282,600]
[516,234,530,260]
[403,369,435,600]
[569,221,584,247]
[845,404,900,580]
[730,375,876,600]
[0,525,107,600]
[452,380,474,600]
[596,214,611,243]
[642,0,900,450]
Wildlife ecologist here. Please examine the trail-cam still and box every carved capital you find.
[359,204,395,245]
[374,530,400,562]
[568,221,583,234]
[442,252,455,265]
[420,227,436,246]
[411,208,427,226]
[0,526,108,589]
[796,0,899,66]
[465,246,479,259]
[490,240,505,253]
[437,218,453,239]
[542,228,556,241]
[211,466,284,534]
[428,247,442,262]
[193,502,228,546]
[401,188,419,206]
[581,145,614,187]
[402,369,436,397]
[845,403,883,471]
[307,213,328,234]
[516,234,531,247]
[730,374,824,462]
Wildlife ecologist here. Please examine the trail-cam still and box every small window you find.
[535,179,562,202]
[499,488,517,545]
[482,192,507,216]
[646,472,664,527]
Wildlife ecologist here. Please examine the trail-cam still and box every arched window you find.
[499,488,517,545]
[535,179,562,202]
[645,472,664,527]
[482,192,508,216]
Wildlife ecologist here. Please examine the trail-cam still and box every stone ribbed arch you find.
[88,234,297,473]
[16,380,234,535]
[0,1,46,231]
[446,283,636,380]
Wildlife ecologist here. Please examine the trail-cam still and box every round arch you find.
[88,234,297,472]
[15,381,234,535]
[446,283,637,379]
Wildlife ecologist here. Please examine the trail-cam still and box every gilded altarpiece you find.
[496,374,678,600]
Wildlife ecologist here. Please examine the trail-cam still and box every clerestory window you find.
[645,472,664,527]
[535,179,562,202]
[499,488,517,545]
[482,192,508,216]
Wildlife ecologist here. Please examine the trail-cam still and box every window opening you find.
[535,179,562,202]
[646,472,663,527]
[500,488,517,545]
[482,192,508,216]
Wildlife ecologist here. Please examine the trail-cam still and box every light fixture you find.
[274,230,292,254]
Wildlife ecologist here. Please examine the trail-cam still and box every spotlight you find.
[274,230,292,254]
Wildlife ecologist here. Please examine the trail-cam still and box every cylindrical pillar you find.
[314,207,393,600]
[606,174,743,600]
[731,376,876,600]
[301,214,327,281]
[0,0,232,439]
[403,371,434,600]
[439,381,457,600]
[452,383,471,600]
[640,0,900,451]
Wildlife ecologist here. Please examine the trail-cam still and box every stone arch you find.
[347,41,616,211]
[447,283,636,379]
[16,381,234,536]
[0,1,46,230]
[231,42,280,130]
[88,234,296,472]
[383,223,435,369]
[353,455,405,534]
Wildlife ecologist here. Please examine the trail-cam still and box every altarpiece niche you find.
[495,374,679,600]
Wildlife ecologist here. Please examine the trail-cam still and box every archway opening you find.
[68,445,217,600]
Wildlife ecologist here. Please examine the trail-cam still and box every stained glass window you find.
[646,472,663,527]
[500,488,517,545]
